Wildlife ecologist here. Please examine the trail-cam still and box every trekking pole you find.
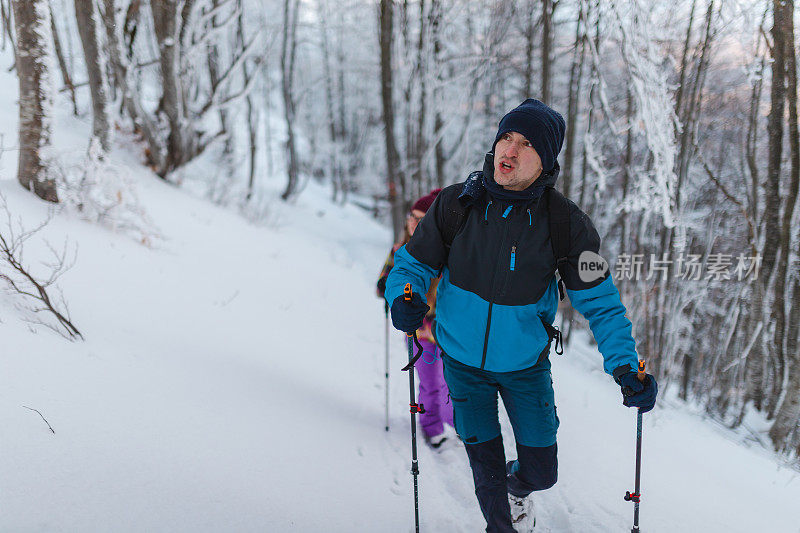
[384,300,390,432]
[401,283,425,532]
[623,360,647,533]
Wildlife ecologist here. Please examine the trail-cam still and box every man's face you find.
[493,131,543,191]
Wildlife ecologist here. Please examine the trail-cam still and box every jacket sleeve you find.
[384,193,450,306]
[378,249,395,281]
[561,206,639,381]
[376,247,397,297]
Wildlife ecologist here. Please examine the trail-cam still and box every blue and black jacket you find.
[385,162,639,380]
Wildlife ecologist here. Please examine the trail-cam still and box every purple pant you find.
[414,337,454,438]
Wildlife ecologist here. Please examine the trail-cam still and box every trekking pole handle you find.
[637,360,646,383]
[404,283,413,338]
[401,283,425,371]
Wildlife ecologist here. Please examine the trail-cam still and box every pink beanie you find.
[411,189,442,214]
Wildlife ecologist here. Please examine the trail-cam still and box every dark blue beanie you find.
[493,99,566,173]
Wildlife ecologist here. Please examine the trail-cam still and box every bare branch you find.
[197,27,265,116]
[195,0,237,35]
[186,1,241,53]
[200,57,263,118]
[22,406,55,434]
[0,193,82,339]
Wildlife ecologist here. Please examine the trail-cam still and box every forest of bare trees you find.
[2,0,800,459]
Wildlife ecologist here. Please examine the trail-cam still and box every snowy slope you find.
[0,60,799,533]
[2,157,800,532]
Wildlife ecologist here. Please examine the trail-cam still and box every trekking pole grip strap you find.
[402,332,424,371]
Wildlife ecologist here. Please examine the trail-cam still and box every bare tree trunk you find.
[676,0,714,217]
[735,20,767,409]
[664,1,715,394]
[206,46,230,154]
[764,0,788,309]
[578,5,600,211]
[767,0,800,419]
[430,0,444,186]
[205,0,231,156]
[674,0,696,124]
[280,0,300,200]
[747,0,787,412]
[262,67,274,177]
[49,5,77,116]
[230,0,258,202]
[745,48,766,230]
[75,0,110,152]
[621,85,634,259]
[317,0,339,201]
[151,0,194,175]
[768,1,800,443]
[2,0,16,52]
[122,0,141,62]
[578,97,594,210]
[562,3,586,199]
[523,0,535,98]
[335,9,348,200]
[414,0,427,190]
[401,0,416,199]
[100,0,164,171]
[12,0,58,202]
[380,0,405,238]
[541,0,553,103]
[559,1,588,343]
[245,94,257,199]
[177,0,195,61]
[770,244,800,452]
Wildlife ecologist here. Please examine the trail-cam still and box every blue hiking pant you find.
[442,353,559,533]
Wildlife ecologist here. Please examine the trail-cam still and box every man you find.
[384,99,657,532]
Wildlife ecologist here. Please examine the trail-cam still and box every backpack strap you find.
[442,171,482,250]
[442,196,467,251]
[546,188,571,301]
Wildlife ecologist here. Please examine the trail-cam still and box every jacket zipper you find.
[480,197,543,369]
[480,203,512,370]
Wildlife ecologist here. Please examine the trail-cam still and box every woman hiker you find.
[377,189,455,448]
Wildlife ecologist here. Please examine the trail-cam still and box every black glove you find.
[390,292,429,333]
[619,371,658,413]
[376,276,387,298]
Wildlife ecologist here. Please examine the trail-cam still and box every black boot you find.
[506,442,558,497]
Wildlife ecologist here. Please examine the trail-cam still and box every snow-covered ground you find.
[0,58,799,533]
